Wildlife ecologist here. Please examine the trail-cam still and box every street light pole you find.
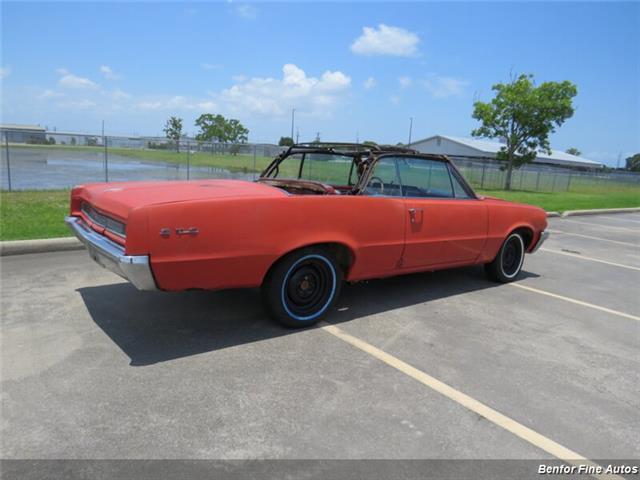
[408,117,413,145]
[291,108,295,141]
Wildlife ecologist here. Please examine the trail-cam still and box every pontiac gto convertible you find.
[66,143,548,327]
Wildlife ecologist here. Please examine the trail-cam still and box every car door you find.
[395,157,488,269]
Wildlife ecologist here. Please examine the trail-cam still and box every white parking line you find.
[589,216,640,225]
[550,230,638,247]
[540,248,640,271]
[562,218,639,233]
[321,322,619,480]
[509,283,640,322]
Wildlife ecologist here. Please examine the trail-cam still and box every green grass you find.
[477,187,640,212]
[1,190,72,241]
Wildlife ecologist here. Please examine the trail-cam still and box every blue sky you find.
[1,1,638,166]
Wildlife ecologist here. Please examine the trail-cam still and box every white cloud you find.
[201,63,223,71]
[351,24,420,57]
[423,76,469,98]
[57,99,96,109]
[235,4,258,19]
[364,77,377,89]
[57,68,99,89]
[38,89,65,99]
[389,95,401,105]
[108,89,131,100]
[398,76,412,89]
[219,63,351,116]
[133,95,218,112]
[0,66,11,79]
[99,65,121,80]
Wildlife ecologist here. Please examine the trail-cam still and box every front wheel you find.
[485,232,525,283]
[262,247,343,328]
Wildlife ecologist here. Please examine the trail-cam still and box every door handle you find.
[408,208,423,223]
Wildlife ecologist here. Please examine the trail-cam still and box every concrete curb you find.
[561,207,640,218]
[0,237,82,257]
[546,211,561,218]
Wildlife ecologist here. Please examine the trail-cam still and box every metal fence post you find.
[535,171,541,191]
[480,164,486,189]
[187,145,190,180]
[4,134,11,191]
[567,173,573,192]
[253,144,257,180]
[551,172,557,192]
[104,136,109,182]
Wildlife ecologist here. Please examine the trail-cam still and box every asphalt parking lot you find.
[1,213,638,477]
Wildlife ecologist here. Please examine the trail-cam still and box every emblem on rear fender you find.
[159,228,171,238]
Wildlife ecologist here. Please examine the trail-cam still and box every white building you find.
[409,135,603,169]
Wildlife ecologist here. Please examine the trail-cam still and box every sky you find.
[1,1,638,166]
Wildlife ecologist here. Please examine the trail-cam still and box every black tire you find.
[262,247,343,328]
[485,232,525,283]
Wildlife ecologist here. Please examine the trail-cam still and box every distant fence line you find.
[1,130,639,192]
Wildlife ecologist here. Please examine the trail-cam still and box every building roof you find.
[410,134,603,168]
[0,123,46,132]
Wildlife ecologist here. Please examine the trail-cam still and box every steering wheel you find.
[369,176,385,194]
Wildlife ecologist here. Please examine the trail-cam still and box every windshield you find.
[262,152,359,186]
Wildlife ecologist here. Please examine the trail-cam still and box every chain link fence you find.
[1,129,639,192]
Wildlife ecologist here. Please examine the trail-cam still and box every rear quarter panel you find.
[478,198,547,263]
[147,195,406,291]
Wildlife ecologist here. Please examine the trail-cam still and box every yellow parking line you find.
[509,283,640,322]
[563,218,639,233]
[321,322,619,480]
[540,248,640,272]
[550,230,638,247]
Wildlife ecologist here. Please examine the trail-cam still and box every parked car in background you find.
[66,143,548,327]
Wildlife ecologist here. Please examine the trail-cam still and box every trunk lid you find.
[73,179,285,220]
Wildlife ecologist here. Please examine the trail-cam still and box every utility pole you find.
[616,152,622,170]
[296,128,300,144]
[408,117,413,145]
[291,108,296,140]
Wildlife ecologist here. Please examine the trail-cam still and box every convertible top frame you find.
[259,142,477,198]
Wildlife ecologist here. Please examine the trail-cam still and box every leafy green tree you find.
[362,140,378,146]
[163,116,183,153]
[279,136,294,146]
[565,147,581,156]
[471,74,577,190]
[225,118,249,144]
[195,114,226,142]
[625,153,640,172]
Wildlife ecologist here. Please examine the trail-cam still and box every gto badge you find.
[159,228,171,238]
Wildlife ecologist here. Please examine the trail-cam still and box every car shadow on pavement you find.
[78,266,539,367]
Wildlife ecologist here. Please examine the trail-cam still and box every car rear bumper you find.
[65,216,157,291]
[530,230,549,253]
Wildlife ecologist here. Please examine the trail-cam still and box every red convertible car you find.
[66,143,548,327]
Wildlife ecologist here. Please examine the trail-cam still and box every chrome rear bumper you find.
[65,216,157,290]
[530,230,549,253]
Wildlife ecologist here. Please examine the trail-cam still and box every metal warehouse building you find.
[0,124,46,144]
[409,135,604,170]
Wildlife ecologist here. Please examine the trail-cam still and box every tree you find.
[471,74,577,190]
[625,153,640,172]
[163,116,183,153]
[565,147,582,156]
[362,140,378,146]
[225,118,249,144]
[195,114,227,142]
[279,136,294,146]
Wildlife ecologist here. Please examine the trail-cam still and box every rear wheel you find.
[485,233,525,283]
[262,247,343,328]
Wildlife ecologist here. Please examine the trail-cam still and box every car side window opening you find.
[448,164,473,199]
[364,158,402,197]
[396,157,454,198]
